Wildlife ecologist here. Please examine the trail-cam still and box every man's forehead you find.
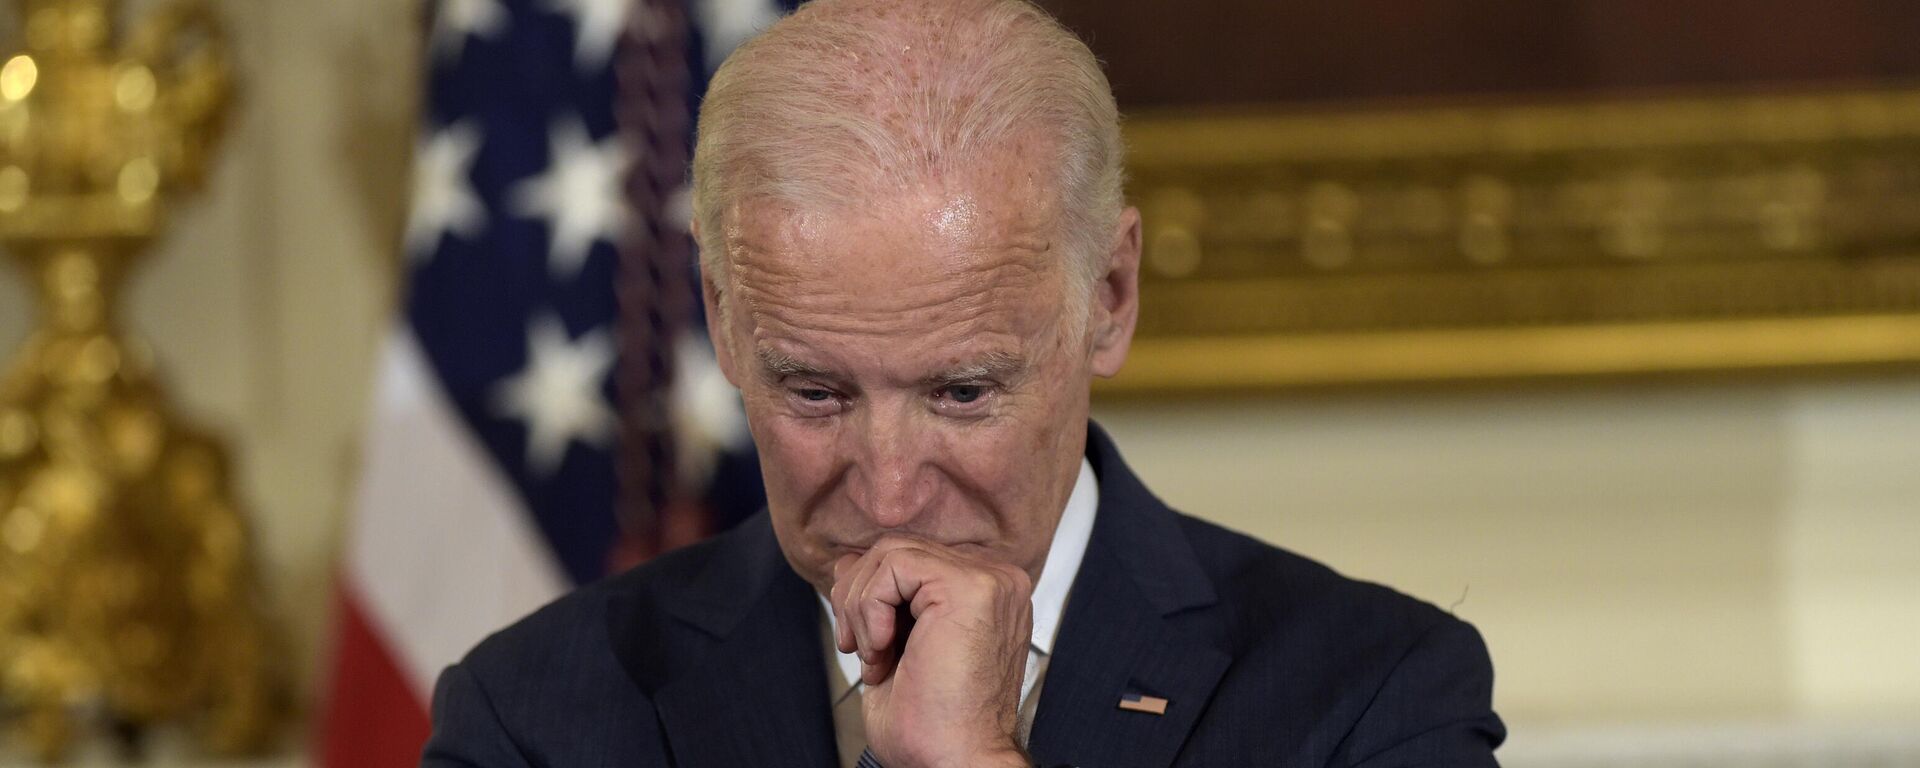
[722,185,1066,381]
[723,185,1058,278]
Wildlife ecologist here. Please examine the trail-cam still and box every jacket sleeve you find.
[420,662,536,768]
[1332,618,1507,768]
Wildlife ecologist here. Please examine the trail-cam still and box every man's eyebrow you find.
[927,351,1026,384]
[756,347,832,379]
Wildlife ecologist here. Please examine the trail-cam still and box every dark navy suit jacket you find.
[422,424,1505,767]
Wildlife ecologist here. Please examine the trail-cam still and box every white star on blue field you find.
[405,0,790,583]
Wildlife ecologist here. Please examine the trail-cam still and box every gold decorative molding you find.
[1104,87,1920,393]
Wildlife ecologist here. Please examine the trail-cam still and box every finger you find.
[857,546,942,684]
[840,538,930,647]
[836,549,878,661]
[862,644,895,686]
[859,600,899,685]
[830,554,859,654]
[857,544,948,649]
[1004,565,1036,660]
[869,549,933,621]
[837,540,908,662]
[859,593,898,663]
[995,562,1036,620]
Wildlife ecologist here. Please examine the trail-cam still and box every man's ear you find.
[1088,206,1141,378]
[694,221,743,389]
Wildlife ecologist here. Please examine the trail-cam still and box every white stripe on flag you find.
[346,327,571,699]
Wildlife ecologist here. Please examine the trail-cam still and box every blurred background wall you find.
[0,0,1916,764]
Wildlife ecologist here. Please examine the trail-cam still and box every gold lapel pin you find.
[1118,692,1168,715]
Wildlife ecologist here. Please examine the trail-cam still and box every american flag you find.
[319,0,792,765]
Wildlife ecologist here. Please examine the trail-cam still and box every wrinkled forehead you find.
[720,160,1065,291]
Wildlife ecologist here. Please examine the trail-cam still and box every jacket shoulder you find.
[1174,512,1461,639]
[1169,513,1502,758]
[427,533,741,764]
[457,528,732,688]
[1172,512,1501,743]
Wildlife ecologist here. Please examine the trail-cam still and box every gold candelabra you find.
[0,0,284,760]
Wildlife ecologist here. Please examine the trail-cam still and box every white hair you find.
[691,0,1124,305]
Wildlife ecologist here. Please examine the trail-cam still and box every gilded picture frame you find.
[1101,88,1920,394]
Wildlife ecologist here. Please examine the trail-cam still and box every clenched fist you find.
[829,537,1035,768]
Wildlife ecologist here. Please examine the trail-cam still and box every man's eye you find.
[797,388,833,402]
[940,385,986,404]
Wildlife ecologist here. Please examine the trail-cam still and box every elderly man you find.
[422,0,1504,766]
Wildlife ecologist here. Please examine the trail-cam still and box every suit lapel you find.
[645,518,840,768]
[1027,549,1230,768]
[1026,424,1233,768]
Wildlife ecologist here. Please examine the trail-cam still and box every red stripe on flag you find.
[317,584,431,768]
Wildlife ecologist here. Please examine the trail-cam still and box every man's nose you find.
[845,410,937,529]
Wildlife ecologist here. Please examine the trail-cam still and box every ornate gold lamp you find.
[0,0,283,760]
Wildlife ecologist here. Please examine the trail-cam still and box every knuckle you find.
[873,544,913,567]
[869,553,904,584]
[968,570,1000,593]
[870,534,920,555]
[992,563,1030,592]
[877,544,934,578]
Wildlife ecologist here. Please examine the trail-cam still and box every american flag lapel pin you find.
[1117,691,1169,715]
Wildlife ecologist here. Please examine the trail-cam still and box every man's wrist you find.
[923,743,1028,768]
[969,744,1030,768]
[991,751,1032,768]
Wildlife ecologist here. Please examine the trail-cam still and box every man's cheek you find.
[932,425,1022,492]
[757,418,838,490]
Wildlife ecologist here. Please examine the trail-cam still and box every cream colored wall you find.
[2,0,1917,760]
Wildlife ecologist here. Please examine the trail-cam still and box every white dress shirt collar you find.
[1029,456,1097,656]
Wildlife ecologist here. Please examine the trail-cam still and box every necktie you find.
[856,748,884,768]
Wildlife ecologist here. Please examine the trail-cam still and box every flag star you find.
[430,0,509,64]
[406,124,487,261]
[492,314,617,476]
[669,331,749,488]
[543,0,632,71]
[510,120,629,280]
[694,0,782,72]
[666,183,694,233]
